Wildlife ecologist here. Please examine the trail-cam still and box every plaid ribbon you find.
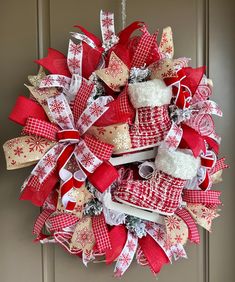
[131,30,157,68]
[175,208,200,244]
[73,79,94,123]
[23,117,59,141]
[33,209,54,236]
[84,135,113,161]
[210,157,229,175]
[48,213,79,231]
[182,190,221,205]
[92,213,111,252]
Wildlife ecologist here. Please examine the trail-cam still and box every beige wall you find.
[0,0,234,281]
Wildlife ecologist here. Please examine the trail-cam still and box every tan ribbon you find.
[70,216,95,252]
[165,214,188,246]
[95,52,129,92]
[3,136,55,170]
[87,123,131,153]
[187,203,219,232]
[159,26,174,59]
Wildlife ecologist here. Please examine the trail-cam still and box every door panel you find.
[0,0,234,281]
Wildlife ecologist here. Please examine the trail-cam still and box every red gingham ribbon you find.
[175,208,200,244]
[73,79,94,123]
[131,30,157,68]
[33,209,54,236]
[182,190,221,205]
[23,117,59,141]
[210,157,229,175]
[92,213,111,252]
[48,213,79,231]
[84,134,113,161]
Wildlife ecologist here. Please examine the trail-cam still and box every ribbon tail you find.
[114,231,138,277]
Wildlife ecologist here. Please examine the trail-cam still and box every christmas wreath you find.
[3,10,228,277]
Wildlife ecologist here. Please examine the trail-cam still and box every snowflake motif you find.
[173,125,182,136]
[81,113,92,127]
[114,267,123,278]
[14,146,23,156]
[126,240,136,252]
[173,247,186,259]
[97,127,106,135]
[69,42,82,55]
[166,215,181,231]
[34,165,47,180]
[75,227,94,248]
[56,115,70,126]
[113,132,129,150]
[165,135,179,149]
[119,253,131,267]
[105,56,123,78]
[7,138,20,149]
[56,76,68,88]
[49,98,65,114]
[163,235,173,251]
[43,76,54,86]
[74,143,86,155]
[166,46,173,54]
[81,152,95,167]
[202,102,214,113]
[201,208,215,224]
[145,221,153,231]
[54,145,63,156]
[109,83,121,91]
[68,57,81,71]
[174,234,183,244]
[43,153,56,167]
[153,228,165,242]
[89,102,103,117]
[102,15,113,28]
[25,136,50,153]
[41,99,48,106]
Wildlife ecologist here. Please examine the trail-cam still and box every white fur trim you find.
[128,79,172,108]
[155,149,200,180]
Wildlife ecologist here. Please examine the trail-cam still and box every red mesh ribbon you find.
[92,214,112,252]
[175,208,200,244]
[94,87,135,126]
[35,48,71,77]
[9,96,48,126]
[139,235,169,274]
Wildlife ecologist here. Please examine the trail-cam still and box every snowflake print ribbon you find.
[114,231,138,277]
[40,40,83,103]
[100,10,119,51]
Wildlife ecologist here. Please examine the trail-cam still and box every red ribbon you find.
[182,189,221,205]
[105,225,127,264]
[175,208,200,244]
[139,235,170,274]
[92,214,112,252]
[35,48,71,77]
[9,96,49,126]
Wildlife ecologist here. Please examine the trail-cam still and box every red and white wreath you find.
[3,10,228,277]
